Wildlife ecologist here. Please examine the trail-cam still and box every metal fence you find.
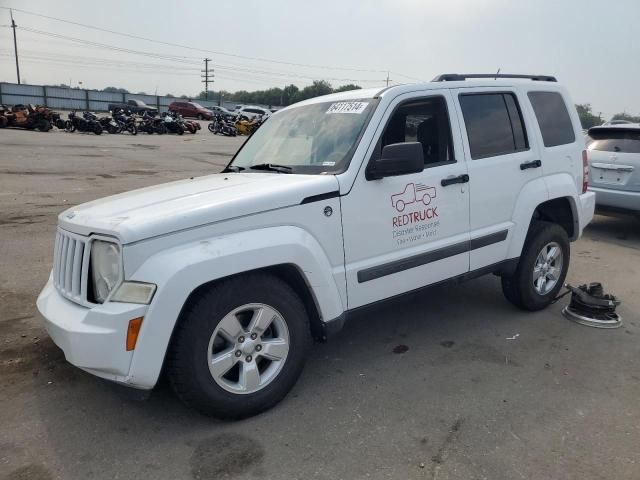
[0,82,242,113]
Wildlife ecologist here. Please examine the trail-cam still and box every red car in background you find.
[168,101,213,120]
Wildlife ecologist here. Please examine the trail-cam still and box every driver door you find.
[340,91,471,308]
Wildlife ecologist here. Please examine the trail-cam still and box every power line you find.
[1,6,390,74]
[15,28,387,83]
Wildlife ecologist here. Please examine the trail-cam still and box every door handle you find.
[441,174,469,187]
[520,160,542,170]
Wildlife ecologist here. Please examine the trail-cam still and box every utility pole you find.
[385,71,391,87]
[10,9,21,84]
[201,58,214,100]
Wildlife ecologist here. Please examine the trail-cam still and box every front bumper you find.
[589,186,640,214]
[36,274,151,388]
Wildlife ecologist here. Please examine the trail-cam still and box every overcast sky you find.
[0,0,638,117]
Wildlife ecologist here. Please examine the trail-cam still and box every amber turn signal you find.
[126,317,144,351]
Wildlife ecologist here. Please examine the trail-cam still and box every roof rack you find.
[432,73,557,82]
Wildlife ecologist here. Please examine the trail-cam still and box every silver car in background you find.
[586,124,640,218]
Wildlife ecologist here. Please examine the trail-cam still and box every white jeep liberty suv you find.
[37,74,595,418]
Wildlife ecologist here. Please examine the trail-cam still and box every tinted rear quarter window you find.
[459,93,528,159]
[528,91,575,147]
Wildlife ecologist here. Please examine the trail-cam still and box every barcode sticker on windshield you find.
[326,102,369,114]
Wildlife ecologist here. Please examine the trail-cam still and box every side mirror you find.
[366,142,424,180]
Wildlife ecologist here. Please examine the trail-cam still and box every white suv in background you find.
[236,105,271,119]
[586,123,640,217]
[37,73,595,418]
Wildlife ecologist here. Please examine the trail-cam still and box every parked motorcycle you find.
[113,109,137,135]
[208,114,237,136]
[65,111,103,135]
[0,104,53,131]
[161,112,184,135]
[181,116,201,134]
[234,114,263,136]
[138,111,166,134]
[99,113,122,134]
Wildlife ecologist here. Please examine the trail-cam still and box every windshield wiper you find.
[222,165,245,173]
[249,163,293,174]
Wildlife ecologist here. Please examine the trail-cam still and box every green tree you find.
[611,112,640,123]
[293,80,333,103]
[333,84,362,93]
[575,104,602,129]
[281,84,299,106]
[103,86,129,93]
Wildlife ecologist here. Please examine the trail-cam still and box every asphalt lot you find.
[1,126,639,480]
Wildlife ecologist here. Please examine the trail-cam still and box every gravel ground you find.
[1,127,639,480]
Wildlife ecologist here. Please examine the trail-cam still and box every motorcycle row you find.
[207,113,266,137]
[0,104,202,136]
[0,103,268,138]
[0,104,61,131]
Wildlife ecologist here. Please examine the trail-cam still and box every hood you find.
[58,173,339,244]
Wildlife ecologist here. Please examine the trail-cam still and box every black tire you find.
[127,124,138,135]
[207,123,215,133]
[93,124,103,135]
[168,273,311,419]
[177,126,184,135]
[107,124,118,134]
[501,221,570,311]
[37,120,51,132]
[156,124,166,135]
[64,120,75,132]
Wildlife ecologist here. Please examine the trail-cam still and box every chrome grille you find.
[53,229,89,304]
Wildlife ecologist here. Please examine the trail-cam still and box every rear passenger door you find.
[453,87,542,270]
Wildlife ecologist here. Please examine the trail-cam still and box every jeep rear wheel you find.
[501,221,569,311]
[168,273,311,419]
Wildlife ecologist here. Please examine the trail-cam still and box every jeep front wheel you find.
[501,221,569,311]
[168,273,311,418]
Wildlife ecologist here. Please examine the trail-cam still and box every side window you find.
[527,91,576,147]
[381,96,455,166]
[459,93,529,159]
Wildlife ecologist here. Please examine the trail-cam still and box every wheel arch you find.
[508,175,580,258]
[124,226,345,388]
[532,197,577,240]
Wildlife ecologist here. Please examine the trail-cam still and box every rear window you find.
[459,93,529,159]
[527,91,575,147]
[587,130,640,153]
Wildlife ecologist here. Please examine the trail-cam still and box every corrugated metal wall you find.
[0,83,273,113]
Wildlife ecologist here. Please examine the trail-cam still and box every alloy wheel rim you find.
[532,241,563,295]
[207,303,290,394]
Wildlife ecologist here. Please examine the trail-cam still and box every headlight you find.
[90,240,121,303]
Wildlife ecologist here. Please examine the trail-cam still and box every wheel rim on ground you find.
[207,303,290,395]
[533,241,563,295]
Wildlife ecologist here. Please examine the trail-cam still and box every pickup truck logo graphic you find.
[391,183,437,212]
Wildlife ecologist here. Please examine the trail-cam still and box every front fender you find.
[126,226,345,387]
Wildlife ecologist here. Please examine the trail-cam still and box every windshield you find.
[228,100,376,174]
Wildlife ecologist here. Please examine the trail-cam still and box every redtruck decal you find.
[391,183,440,245]
[391,183,437,212]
